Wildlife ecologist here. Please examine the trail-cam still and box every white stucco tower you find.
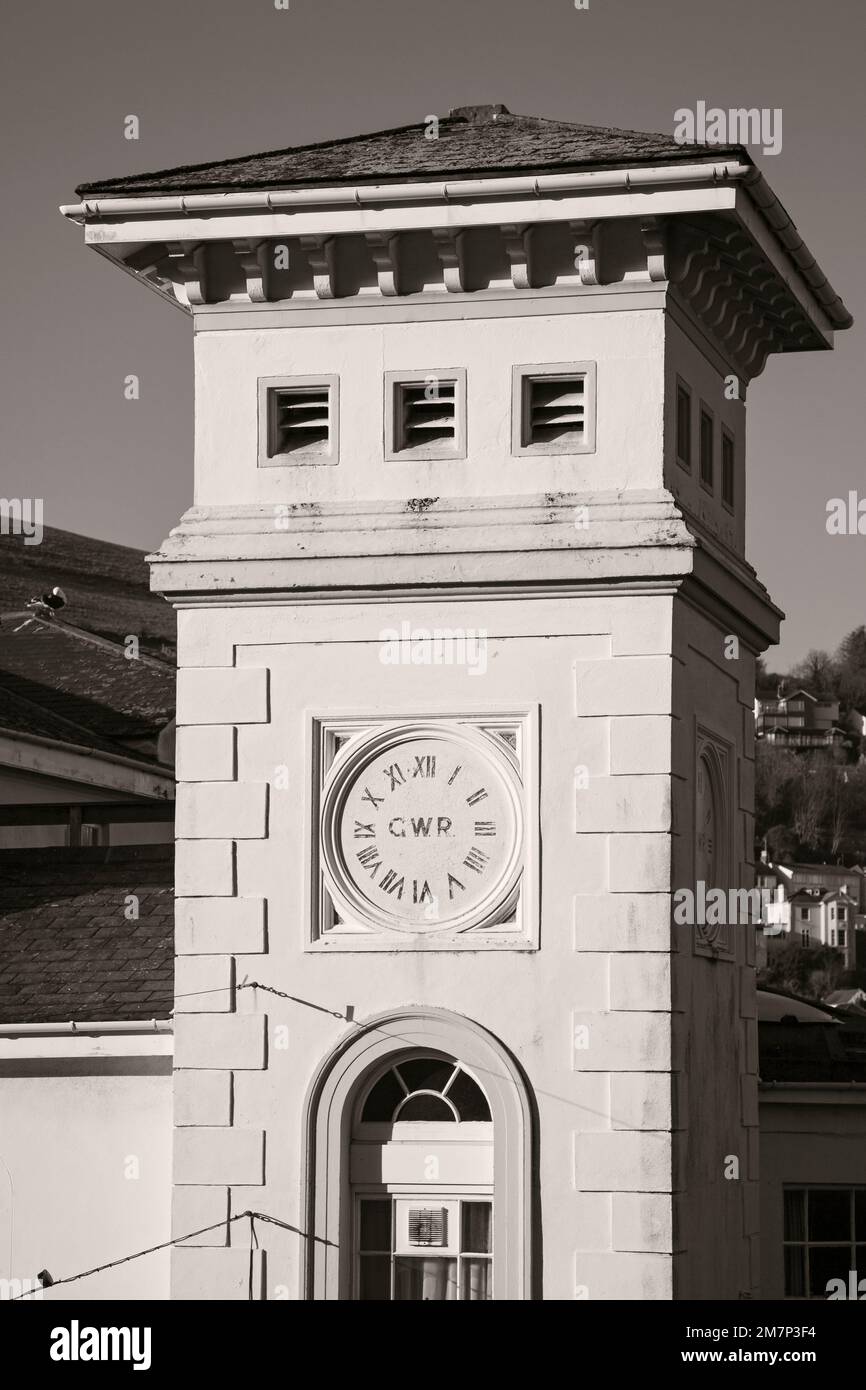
[64,105,850,1300]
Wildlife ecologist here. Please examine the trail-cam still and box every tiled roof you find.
[0,619,174,755]
[75,105,745,198]
[0,525,175,656]
[759,1018,866,1083]
[0,682,137,760]
[758,990,866,1083]
[0,846,173,1024]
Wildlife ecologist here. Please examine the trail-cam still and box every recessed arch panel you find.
[301,1008,534,1299]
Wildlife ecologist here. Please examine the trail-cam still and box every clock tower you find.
[64,105,850,1299]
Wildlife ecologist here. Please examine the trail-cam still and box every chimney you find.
[448,104,510,122]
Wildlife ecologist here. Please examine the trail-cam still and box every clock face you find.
[320,723,524,934]
[696,755,718,887]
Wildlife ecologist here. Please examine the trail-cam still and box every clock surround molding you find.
[304,708,539,951]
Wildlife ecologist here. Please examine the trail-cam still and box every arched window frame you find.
[301,1008,533,1300]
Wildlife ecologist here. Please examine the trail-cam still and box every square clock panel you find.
[305,709,539,951]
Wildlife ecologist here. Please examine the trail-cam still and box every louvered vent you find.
[408,1208,447,1247]
[526,375,585,447]
[269,384,331,457]
[398,381,457,454]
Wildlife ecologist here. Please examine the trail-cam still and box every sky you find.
[1,0,864,669]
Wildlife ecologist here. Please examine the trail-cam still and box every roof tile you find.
[75,107,745,198]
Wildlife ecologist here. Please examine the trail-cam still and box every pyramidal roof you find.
[76,104,746,198]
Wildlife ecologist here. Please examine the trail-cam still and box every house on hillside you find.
[755,688,848,751]
[756,860,866,972]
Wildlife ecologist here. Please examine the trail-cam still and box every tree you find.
[836,626,866,710]
[758,940,847,1001]
[789,649,837,699]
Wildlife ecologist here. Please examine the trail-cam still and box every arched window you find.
[360,1055,492,1123]
[353,1051,493,1300]
[303,1010,533,1300]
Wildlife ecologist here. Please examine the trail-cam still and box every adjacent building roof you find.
[0,617,174,761]
[758,990,866,1083]
[0,846,173,1024]
[0,524,175,656]
[75,105,745,198]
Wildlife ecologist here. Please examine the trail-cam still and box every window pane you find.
[784,1189,806,1242]
[461,1257,492,1300]
[700,411,713,486]
[395,1257,458,1301]
[359,1199,391,1251]
[397,1056,455,1094]
[396,1093,455,1122]
[446,1067,492,1121]
[361,1068,404,1122]
[808,1245,851,1298]
[784,1244,806,1298]
[359,1255,391,1300]
[722,434,734,506]
[856,1191,866,1239]
[462,1202,492,1253]
[676,388,690,465]
[808,1189,851,1242]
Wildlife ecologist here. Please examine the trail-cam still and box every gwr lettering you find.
[386,816,452,837]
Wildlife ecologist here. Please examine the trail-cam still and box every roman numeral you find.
[412,755,436,778]
[413,879,433,904]
[353,821,376,839]
[356,846,382,878]
[466,788,487,806]
[379,869,405,898]
[383,763,406,792]
[447,873,465,899]
[463,847,489,874]
[361,786,384,810]
[475,821,496,836]
[447,765,462,786]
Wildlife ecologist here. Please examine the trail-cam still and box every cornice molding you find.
[87,207,831,375]
[145,490,781,648]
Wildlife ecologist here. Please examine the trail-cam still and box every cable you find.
[8,1209,324,1301]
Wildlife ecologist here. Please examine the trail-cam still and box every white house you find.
[63,104,851,1300]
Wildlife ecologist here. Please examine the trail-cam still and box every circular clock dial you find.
[320,724,523,933]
